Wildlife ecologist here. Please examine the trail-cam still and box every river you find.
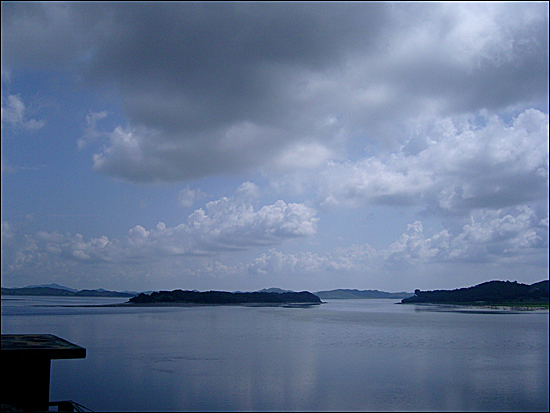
[1,296,548,411]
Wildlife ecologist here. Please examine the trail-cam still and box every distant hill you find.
[1,286,76,297]
[257,287,294,293]
[401,280,549,306]
[24,283,78,292]
[1,285,137,298]
[129,290,322,305]
[316,289,414,299]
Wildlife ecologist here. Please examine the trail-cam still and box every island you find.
[128,289,322,306]
[401,280,549,307]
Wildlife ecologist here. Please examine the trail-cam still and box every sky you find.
[1,2,548,293]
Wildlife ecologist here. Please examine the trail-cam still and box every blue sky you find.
[1,2,548,293]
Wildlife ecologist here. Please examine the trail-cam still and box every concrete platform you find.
[1,334,86,411]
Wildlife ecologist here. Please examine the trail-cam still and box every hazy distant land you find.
[0,285,413,301]
[0,284,137,298]
[255,287,414,299]
[315,289,413,299]
[401,280,549,307]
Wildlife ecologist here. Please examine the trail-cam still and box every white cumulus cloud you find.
[316,109,549,214]
[1,184,319,278]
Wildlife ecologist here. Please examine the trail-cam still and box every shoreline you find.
[402,302,549,312]
[31,301,324,308]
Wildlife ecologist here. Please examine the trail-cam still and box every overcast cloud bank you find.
[1,2,548,291]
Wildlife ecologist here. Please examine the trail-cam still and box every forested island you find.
[128,289,322,306]
[401,280,549,307]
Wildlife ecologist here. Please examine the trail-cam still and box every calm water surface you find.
[1,296,548,412]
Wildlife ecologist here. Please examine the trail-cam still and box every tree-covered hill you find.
[401,280,549,306]
[129,290,322,305]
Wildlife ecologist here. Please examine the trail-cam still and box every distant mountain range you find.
[1,284,412,300]
[1,285,138,298]
[256,287,414,299]
[24,283,78,292]
[257,287,294,293]
[315,289,414,299]
[401,280,549,306]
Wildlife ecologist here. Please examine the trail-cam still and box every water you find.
[1,296,548,412]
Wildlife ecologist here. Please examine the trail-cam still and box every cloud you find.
[1,94,45,131]
[2,203,547,289]
[1,2,110,70]
[247,243,379,277]
[89,122,308,182]
[244,206,548,278]
[376,3,549,113]
[3,3,546,183]
[274,142,335,171]
[1,95,25,124]
[200,205,548,281]
[77,110,109,149]
[1,3,547,291]
[316,109,549,214]
[383,206,548,266]
[1,183,318,274]
[185,184,318,252]
[177,186,208,208]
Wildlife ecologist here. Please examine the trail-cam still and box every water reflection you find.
[410,302,544,315]
[2,297,548,411]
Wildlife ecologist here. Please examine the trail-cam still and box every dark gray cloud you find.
[1,2,109,69]
[2,2,548,183]
[81,2,388,133]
